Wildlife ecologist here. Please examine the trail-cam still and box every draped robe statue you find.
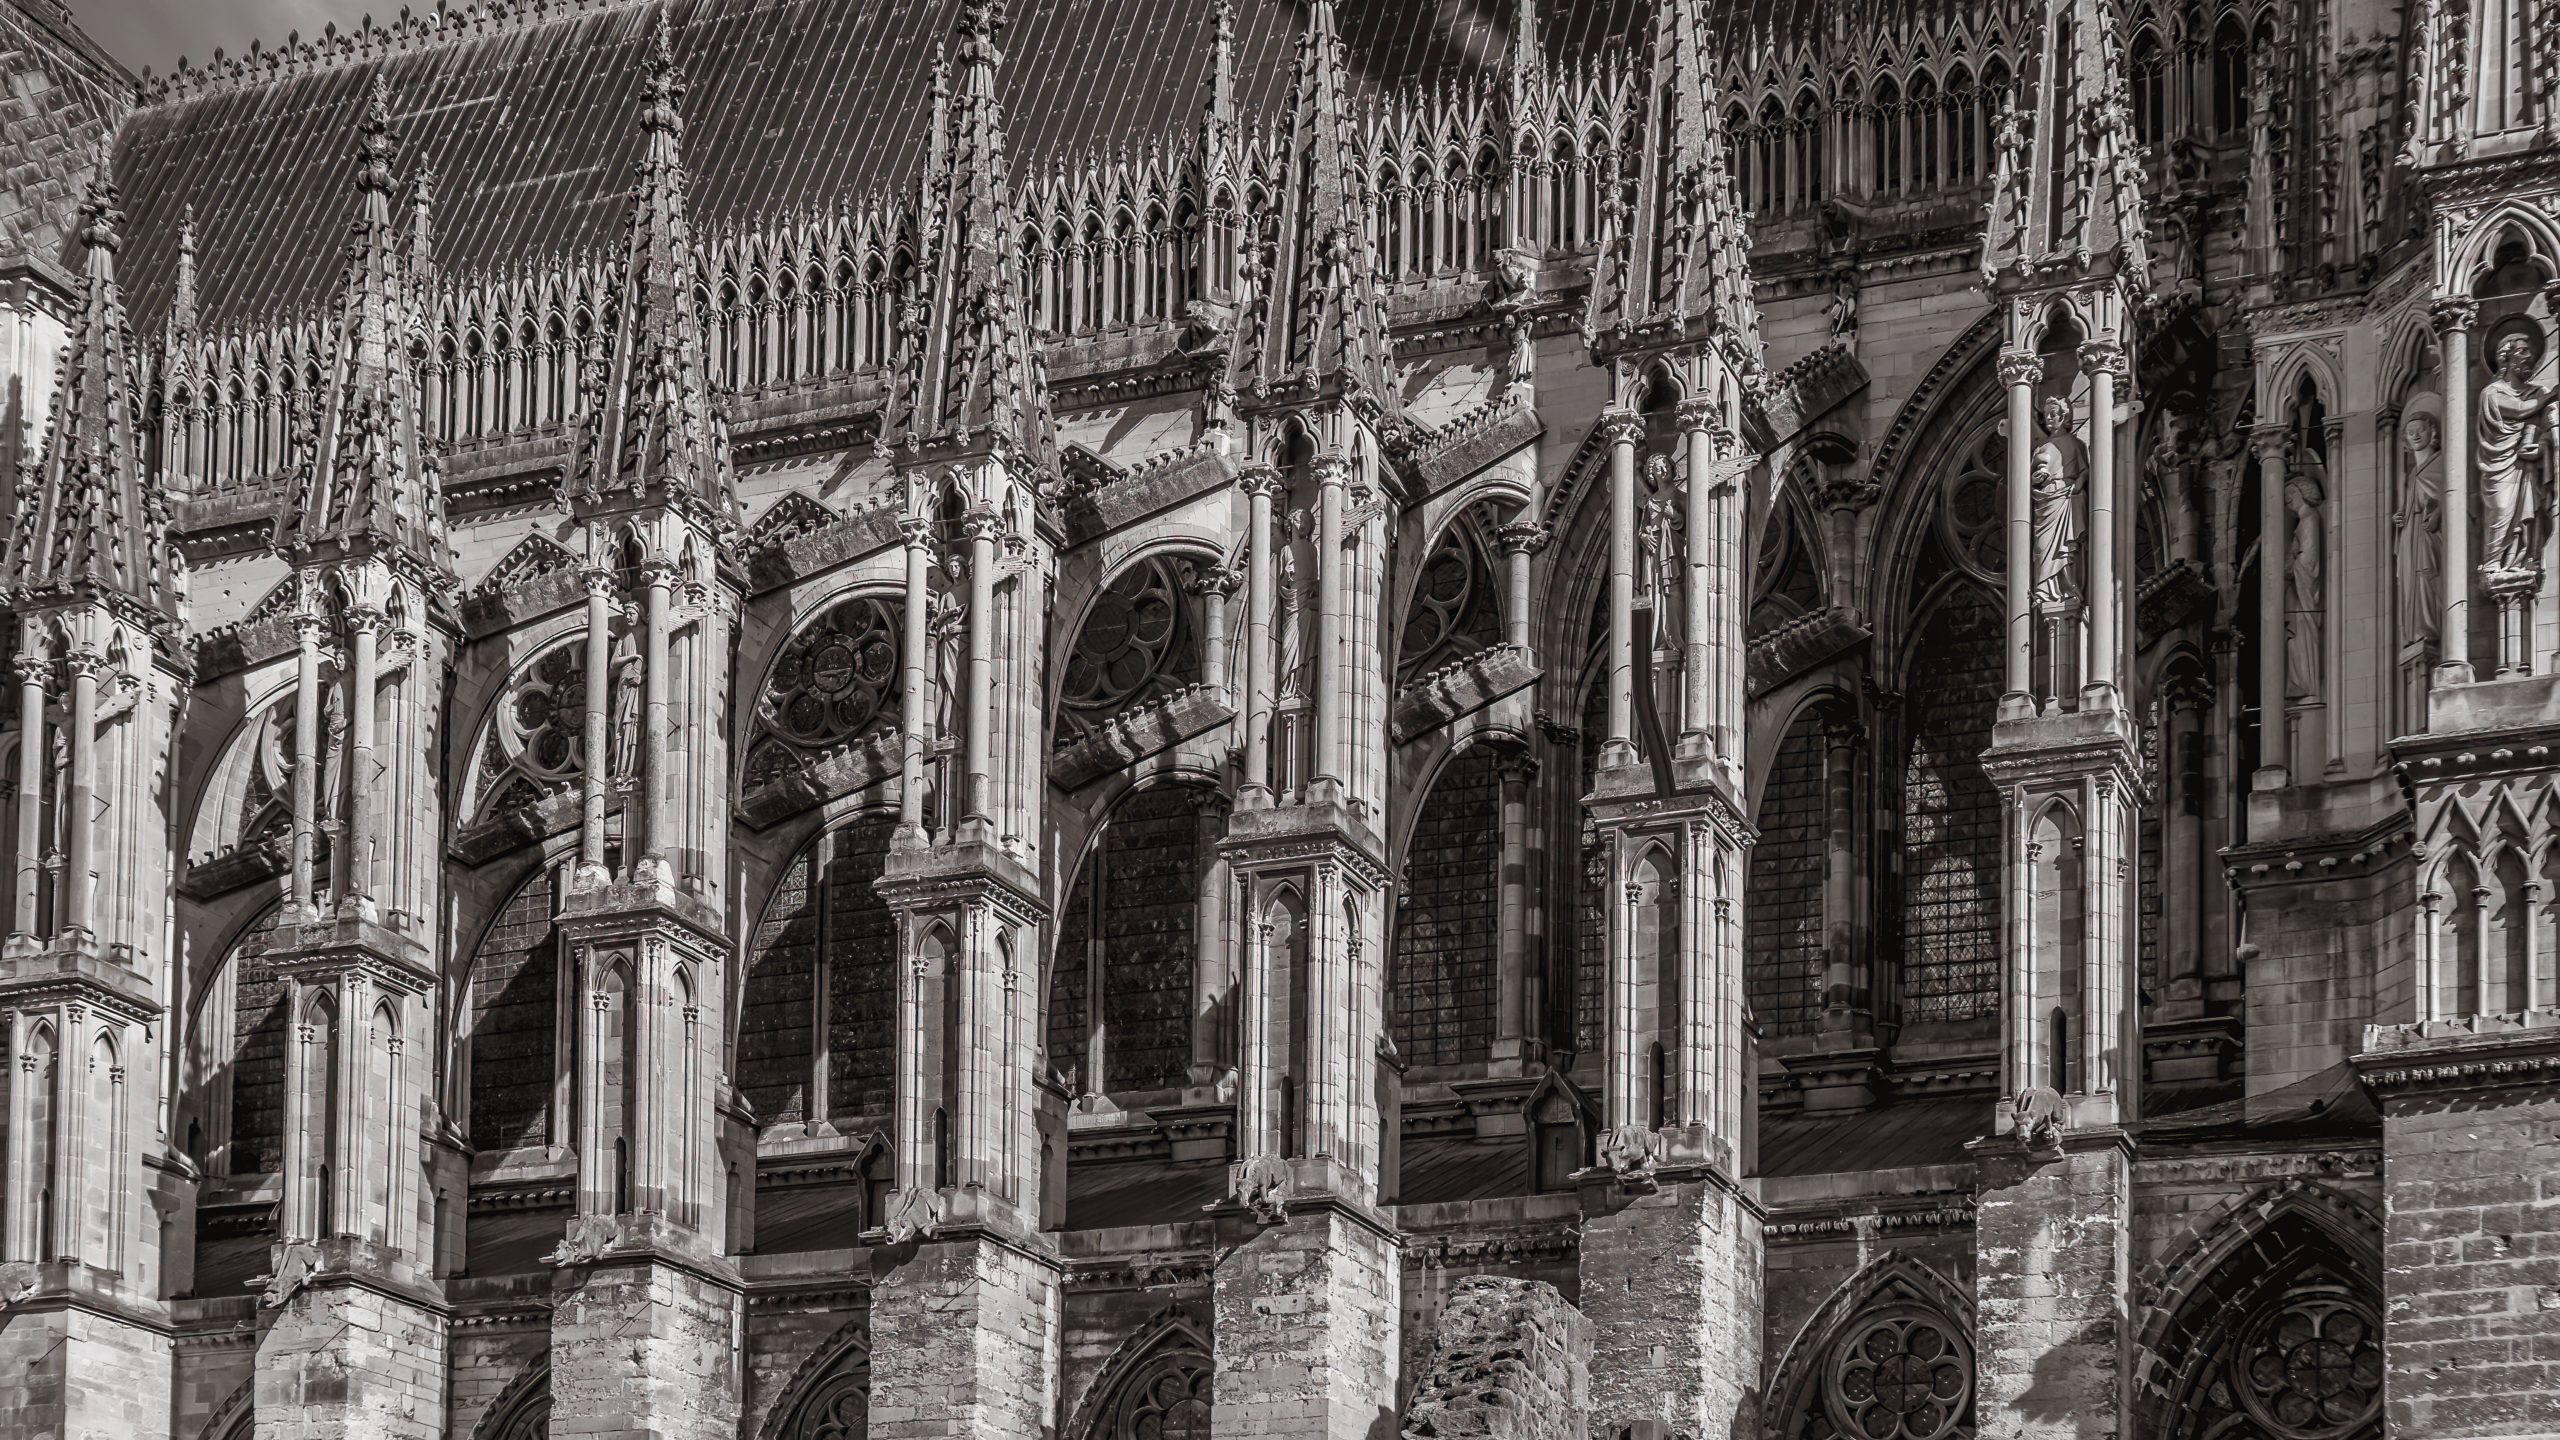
[2398,413,2444,645]
[2476,333,2554,574]
[2030,395,2086,609]
[2284,451,2327,698]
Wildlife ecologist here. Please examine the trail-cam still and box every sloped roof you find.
[112,0,1650,332]
[0,0,128,275]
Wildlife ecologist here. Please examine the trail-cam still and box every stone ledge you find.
[738,726,900,829]
[1746,603,1869,698]
[1049,685,1234,791]
[2357,1010,2560,1097]
[1392,642,1540,743]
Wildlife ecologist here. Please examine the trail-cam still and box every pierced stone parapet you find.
[1392,642,1541,744]
[1049,683,1235,791]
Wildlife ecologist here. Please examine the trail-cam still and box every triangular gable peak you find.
[876,0,1062,483]
[5,145,182,625]
[560,11,738,534]
[1981,0,2150,292]
[275,76,451,578]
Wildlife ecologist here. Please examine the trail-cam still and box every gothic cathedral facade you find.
[0,0,2550,1436]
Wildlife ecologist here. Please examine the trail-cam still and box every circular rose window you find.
[1825,1310,1973,1440]
[2234,1292,2382,1438]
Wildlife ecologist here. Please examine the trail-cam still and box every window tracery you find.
[1822,1311,1973,1440]
[1054,558,1202,750]
[465,640,590,827]
[1396,526,1503,685]
[763,1335,869,1440]
[1939,426,2010,584]
[744,594,904,791]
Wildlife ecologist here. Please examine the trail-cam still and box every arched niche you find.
[1894,581,2004,1030]
[1048,781,1208,1100]
[757,1322,869,1440]
[456,634,590,839]
[1766,1255,1978,1440]
[1066,1310,1212,1440]
[180,904,287,1177]
[1747,704,1829,1041]
[737,810,899,1129]
[1392,745,1502,1071]
[466,863,564,1154]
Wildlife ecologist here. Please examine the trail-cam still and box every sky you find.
[75,0,371,75]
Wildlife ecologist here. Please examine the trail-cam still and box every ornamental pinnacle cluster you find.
[0,0,2550,1437]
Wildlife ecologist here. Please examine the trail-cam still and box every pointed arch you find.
[471,1359,551,1440]
[1066,1307,1213,1440]
[757,1316,870,1440]
[2135,1182,2384,1440]
[1766,1252,1978,1440]
[738,808,899,1130]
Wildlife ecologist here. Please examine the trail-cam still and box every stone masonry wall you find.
[0,1303,176,1440]
[254,1282,448,1440]
[2379,1080,2560,1437]
[867,1236,1061,1440]
[1400,1274,1587,1440]
[1579,1178,1764,1440]
[548,1258,739,1440]
[1213,1211,1403,1440]
[1972,1144,2130,1440]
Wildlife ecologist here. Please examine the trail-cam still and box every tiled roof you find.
[0,0,126,275]
[111,0,1650,332]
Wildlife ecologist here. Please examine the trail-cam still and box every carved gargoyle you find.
[1230,1152,1294,1225]
[882,1184,945,1244]
[1598,1121,1663,1185]
[259,1240,322,1309]
[543,1213,621,1266]
[2013,1085,2068,1156]
[0,1260,40,1309]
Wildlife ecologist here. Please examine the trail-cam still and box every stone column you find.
[1678,396,1718,748]
[2082,342,2122,706]
[1241,468,1280,804]
[288,606,325,917]
[1600,409,1643,767]
[896,515,932,837]
[1818,709,1865,1034]
[1492,748,1538,1073]
[2253,425,2291,790]
[1194,564,1238,696]
[1190,789,1234,1088]
[342,605,381,916]
[10,649,44,946]
[961,506,1001,832]
[1999,347,2041,716]
[1313,454,1349,797]
[1497,520,1549,652]
[57,651,95,940]
[2433,297,2475,688]
[578,563,615,879]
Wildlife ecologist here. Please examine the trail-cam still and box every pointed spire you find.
[1583,0,1761,369]
[562,10,737,527]
[877,0,1061,477]
[1228,0,1402,415]
[407,162,437,282]
[1205,0,1237,135]
[1980,0,2150,285]
[275,76,449,572]
[5,144,180,620]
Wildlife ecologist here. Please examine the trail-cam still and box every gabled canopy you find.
[1583,0,1762,369]
[561,12,737,531]
[274,76,449,574]
[1227,0,1403,417]
[877,0,1061,479]
[5,147,180,621]
[1980,0,2149,288]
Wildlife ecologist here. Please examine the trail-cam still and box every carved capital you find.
[1497,520,1554,556]
[1236,465,1285,501]
[2429,295,2479,336]
[1997,347,2045,388]
[1673,396,1720,434]
[1310,454,1353,490]
[2077,340,2127,380]
[898,515,935,550]
[1185,562,1244,599]
[961,506,1005,546]
[1595,409,1646,448]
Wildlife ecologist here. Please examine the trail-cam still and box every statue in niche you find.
[2029,394,2086,609]
[607,642,643,782]
[2398,413,2444,645]
[1638,465,1684,632]
[928,584,966,743]
[2476,330,2555,573]
[2284,445,2327,699]
[1275,517,1310,702]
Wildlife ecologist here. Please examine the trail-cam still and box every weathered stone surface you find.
[0,1301,176,1440]
[1214,1211,1403,1440]
[1972,1141,2130,1440]
[548,1256,739,1440]
[868,1235,1062,1440]
[1401,1274,1588,1440]
[254,1280,447,1440]
[1579,1178,1763,1440]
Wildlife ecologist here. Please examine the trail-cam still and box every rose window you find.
[472,642,588,822]
[1055,558,1196,748]
[1940,428,2008,583]
[1824,1312,1972,1440]
[2235,1295,2382,1438]
[1397,528,1497,684]
[762,596,902,750]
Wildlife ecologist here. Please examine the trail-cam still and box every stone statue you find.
[1275,533,1309,702]
[2284,448,2326,699]
[929,586,966,742]
[2476,331,2554,573]
[1823,269,1859,347]
[608,648,643,781]
[1638,482,1684,628]
[2030,395,2086,608]
[2399,413,2445,644]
